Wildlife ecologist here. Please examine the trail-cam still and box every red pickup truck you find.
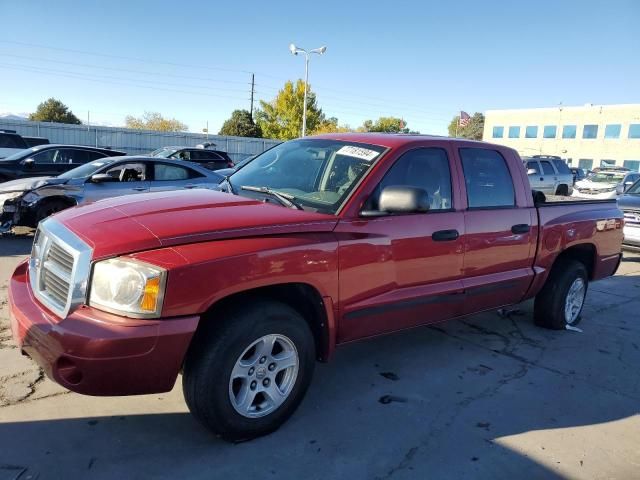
[9,134,623,441]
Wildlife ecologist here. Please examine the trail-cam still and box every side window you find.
[104,163,146,182]
[172,150,191,160]
[369,148,452,211]
[63,149,90,164]
[32,149,58,164]
[540,161,555,175]
[526,161,540,174]
[86,151,108,161]
[552,159,571,174]
[154,163,202,181]
[460,148,515,209]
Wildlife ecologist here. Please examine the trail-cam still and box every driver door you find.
[82,162,150,203]
[335,146,465,342]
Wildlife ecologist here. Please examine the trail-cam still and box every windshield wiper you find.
[240,185,303,210]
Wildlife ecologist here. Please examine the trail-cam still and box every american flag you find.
[458,111,471,127]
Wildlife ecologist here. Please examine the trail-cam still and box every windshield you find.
[585,172,625,183]
[229,139,386,214]
[150,147,177,158]
[58,159,116,179]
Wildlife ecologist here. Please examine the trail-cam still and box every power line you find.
[1,40,454,121]
[0,63,252,102]
[0,52,255,87]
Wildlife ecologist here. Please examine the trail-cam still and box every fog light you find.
[56,356,83,385]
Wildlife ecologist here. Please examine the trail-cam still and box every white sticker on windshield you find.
[336,145,379,161]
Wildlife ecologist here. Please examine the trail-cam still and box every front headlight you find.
[89,258,167,318]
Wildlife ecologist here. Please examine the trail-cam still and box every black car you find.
[570,167,587,183]
[149,144,235,171]
[23,136,50,147]
[0,144,126,182]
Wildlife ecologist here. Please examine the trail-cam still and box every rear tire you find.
[534,258,588,330]
[182,299,315,442]
[555,184,569,196]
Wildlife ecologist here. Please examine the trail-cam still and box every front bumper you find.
[622,225,640,251]
[9,260,199,396]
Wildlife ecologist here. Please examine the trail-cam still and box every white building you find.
[482,104,640,171]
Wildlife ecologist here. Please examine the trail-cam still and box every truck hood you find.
[53,189,339,259]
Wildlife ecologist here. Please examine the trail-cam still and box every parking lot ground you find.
[1,231,639,480]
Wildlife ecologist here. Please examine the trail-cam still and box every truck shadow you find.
[1,272,638,479]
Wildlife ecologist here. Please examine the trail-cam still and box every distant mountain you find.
[0,112,29,121]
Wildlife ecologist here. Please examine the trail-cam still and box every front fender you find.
[129,233,340,318]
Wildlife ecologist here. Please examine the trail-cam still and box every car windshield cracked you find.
[229,138,386,214]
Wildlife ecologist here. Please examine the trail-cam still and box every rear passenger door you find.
[149,162,210,192]
[459,147,536,314]
[539,160,558,193]
[191,150,228,170]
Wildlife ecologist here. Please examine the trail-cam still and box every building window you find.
[543,125,557,138]
[623,160,640,172]
[582,124,598,139]
[562,125,577,139]
[525,126,538,138]
[578,159,593,171]
[604,124,621,139]
[600,159,616,168]
[566,158,573,166]
[508,126,520,138]
[492,126,504,138]
[629,124,640,139]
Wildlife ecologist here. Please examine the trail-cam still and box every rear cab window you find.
[460,148,515,209]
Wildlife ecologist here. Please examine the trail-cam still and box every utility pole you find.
[87,110,90,131]
[249,73,255,119]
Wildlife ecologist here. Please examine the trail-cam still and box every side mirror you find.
[616,184,625,195]
[90,173,116,183]
[22,158,35,168]
[526,168,538,176]
[360,186,430,217]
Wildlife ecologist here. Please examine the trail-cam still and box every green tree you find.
[255,80,325,140]
[358,116,418,134]
[447,112,485,140]
[218,109,262,137]
[125,111,188,132]
[312,116,352,134]
[29,98,81,124]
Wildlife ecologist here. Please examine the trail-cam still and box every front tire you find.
[182,300,315,442]
[534,258,588,330]
[35,199,69,224]
[555,184,569,196]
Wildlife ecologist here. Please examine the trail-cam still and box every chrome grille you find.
[29,219,93,318]
[623,210,640,227]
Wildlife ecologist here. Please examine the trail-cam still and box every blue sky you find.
[1,0,638,135]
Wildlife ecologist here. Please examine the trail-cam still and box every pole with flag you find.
[456,111,470,138]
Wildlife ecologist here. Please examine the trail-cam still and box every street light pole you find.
[289,43,327,137]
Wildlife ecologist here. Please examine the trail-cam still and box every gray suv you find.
[524,155,574,196]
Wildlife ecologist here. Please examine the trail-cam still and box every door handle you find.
[184,184,198,189]
[432,229,459,241]
[540,177,544,181]
[511,224,530,234]
[132,187,147,191]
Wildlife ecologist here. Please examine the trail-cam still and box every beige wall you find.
[482,104,640,171]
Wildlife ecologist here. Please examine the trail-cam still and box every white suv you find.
[524,156,574,196]
[573,167,630,200]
